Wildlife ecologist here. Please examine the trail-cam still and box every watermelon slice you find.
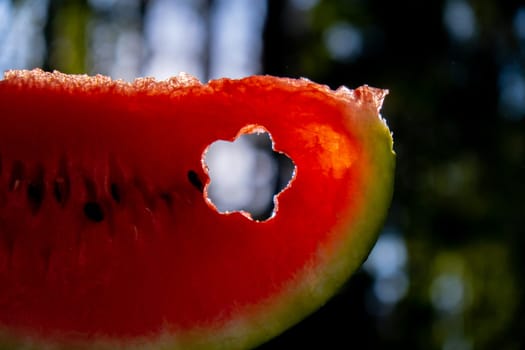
[0,69,394,349]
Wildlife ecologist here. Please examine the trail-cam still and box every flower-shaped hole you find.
[203,127,295,221]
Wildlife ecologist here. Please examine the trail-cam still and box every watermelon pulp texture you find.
[0,69,395,350]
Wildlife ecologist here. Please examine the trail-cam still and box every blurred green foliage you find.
[44,0,90,73]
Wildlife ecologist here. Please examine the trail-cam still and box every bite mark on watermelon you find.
[0,69,395,350]
[203,125,296,221]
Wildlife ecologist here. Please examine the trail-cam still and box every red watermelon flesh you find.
[0,69,395,349]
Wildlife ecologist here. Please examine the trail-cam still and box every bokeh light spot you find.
[431,273,465,313]
[499,64,525,120]
[443,0,477,42]
[365,230,409,305]
[514,7,525,40]
[324,22,363,62]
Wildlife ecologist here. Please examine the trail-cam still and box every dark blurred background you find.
[1,0,524,349]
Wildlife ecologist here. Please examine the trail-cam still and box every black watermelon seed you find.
[159,192,173,208]
[83,202,104,222]
[187,170,204,193]
[27,182,44,214]
[27,164,45,214]
[110,183,121,203]
[53,177,71,205]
